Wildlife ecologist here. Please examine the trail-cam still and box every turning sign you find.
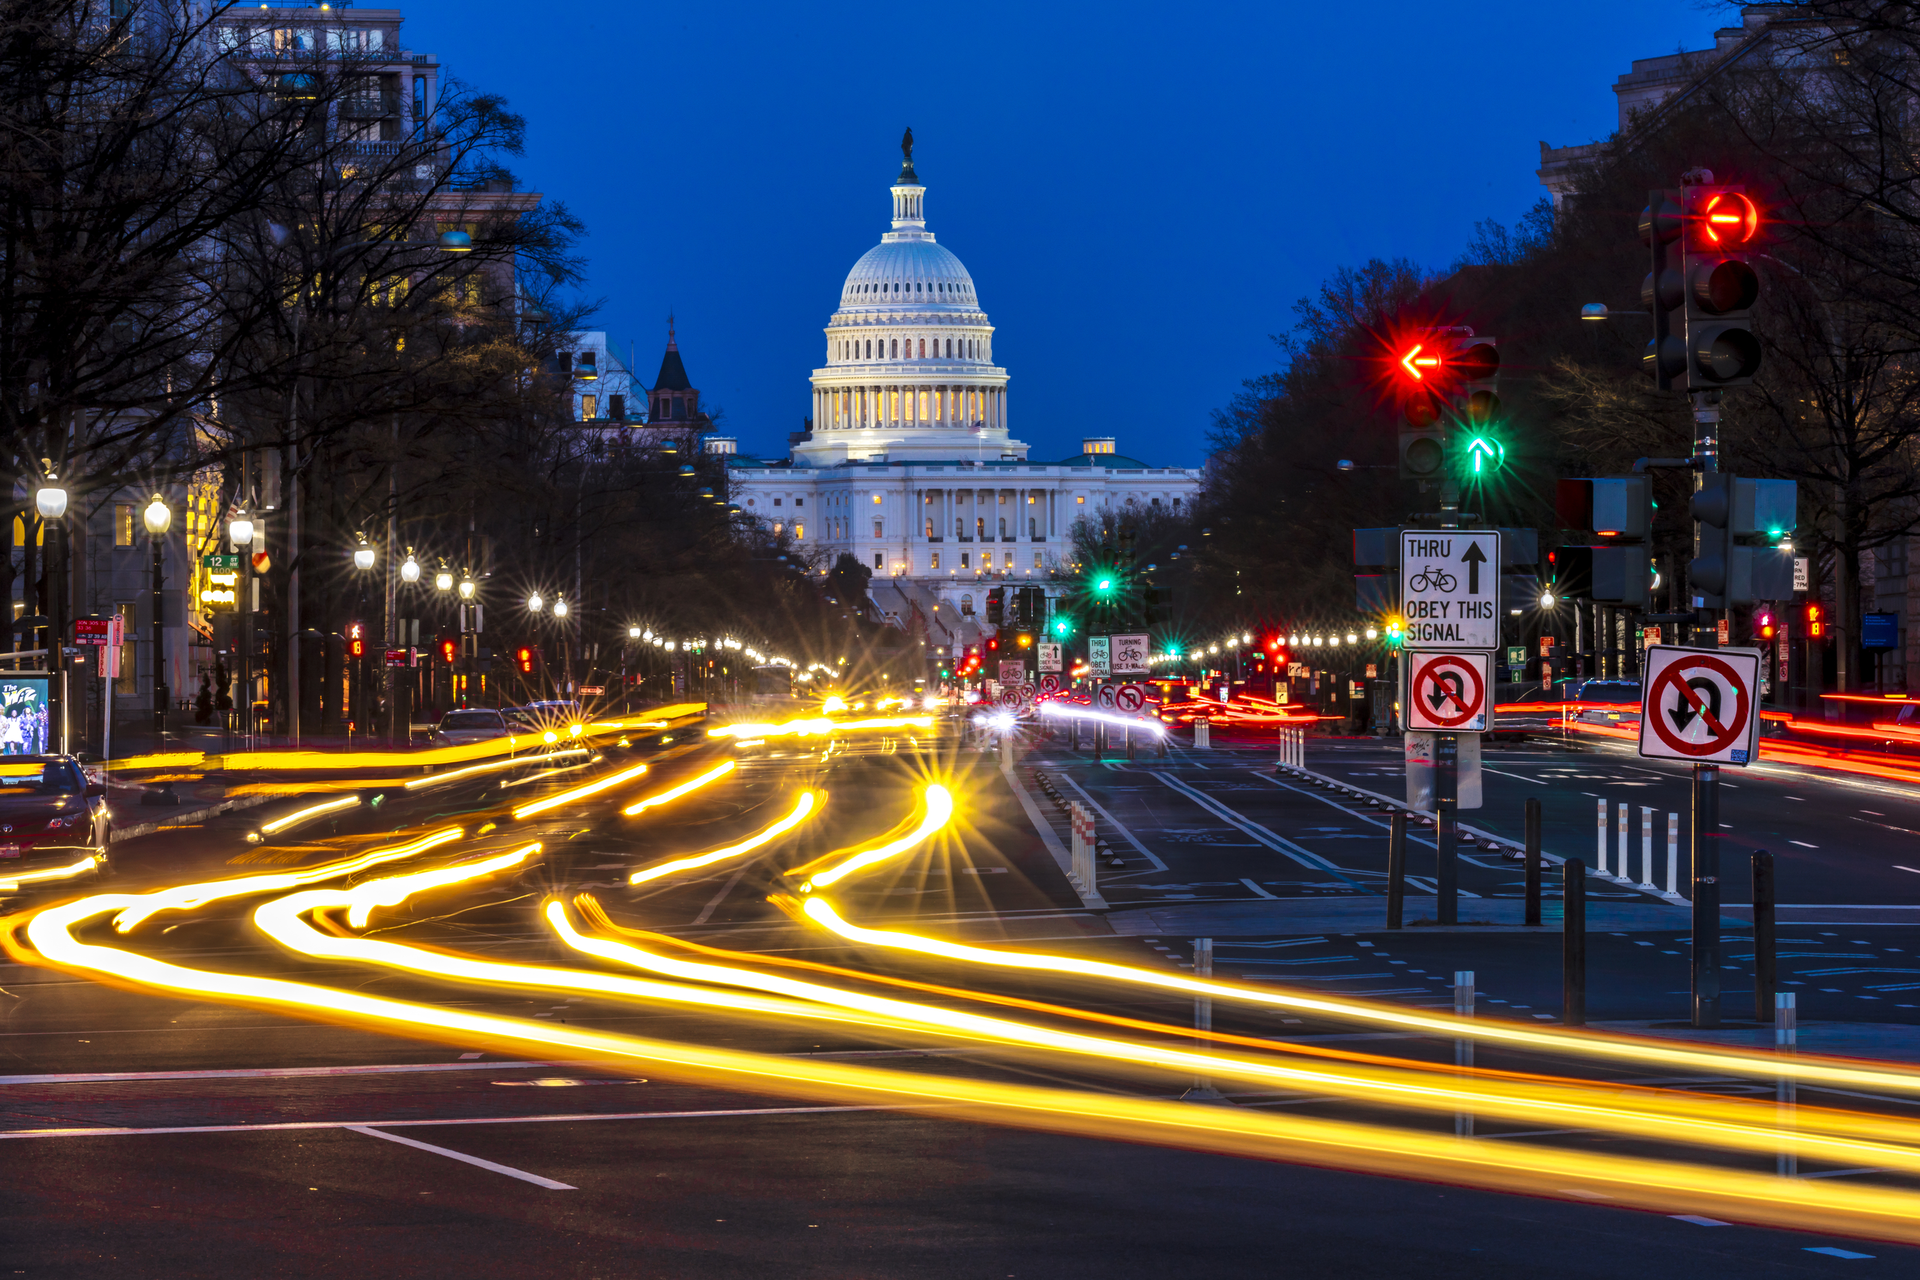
[1406,651,1491,733]
[1638,644,1762,766]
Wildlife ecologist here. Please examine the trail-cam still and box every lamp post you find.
[36,480,67,754]
[527,592,545,700]
[458,573,476,707]
[229,512,255,744]
[143,496,171,745]
[552,595,572,700]
[433,566,453,712]
[353,539,375,732]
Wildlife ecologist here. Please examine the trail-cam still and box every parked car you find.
[430,709,513,746]
[1568,678,1644,726]
[0,755,112,884]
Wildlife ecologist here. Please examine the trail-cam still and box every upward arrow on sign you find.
[1460,542,1487,595]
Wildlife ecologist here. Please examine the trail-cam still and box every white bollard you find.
[1617,802,1630,881]
[1667,812,1680,896]
[1596,798,1609,877]
[1454,970,1475,1138]
[1777,991,1797,1177]
[1640,806,1656,890]
[1194,717,1212,750]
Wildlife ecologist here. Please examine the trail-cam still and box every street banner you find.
[1111,633,1149,675]
[1037,642,1062,672]
[1638,644,1762,766]
[1089,636,1111,678]
[1405,651,1492,733]
[1400,530,1500,650]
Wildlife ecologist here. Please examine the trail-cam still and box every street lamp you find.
[437,229,472,252]
[35,483,66,521]
[143,496,171,742]
[1539,589,1558,609]
[230,513,255,741]
[527,591,544,613]
[35,479,67,751]
[434,569,454,592]
[458,574,475,601]
[400,551,420,584]
[551,596,568,619]
[353,540,375,572]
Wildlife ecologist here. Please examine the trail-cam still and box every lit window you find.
[1034,552,1042,569]
[1004,553,1013,569]
[114,504,133,547]
[1076,495,1085,504]
[872,493,882,504]
[579,394,597,419]
[874,552,884,570]
[931,553,940,569]
[796,524,805,538]
[772,522,783,535]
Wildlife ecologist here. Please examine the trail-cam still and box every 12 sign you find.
[1111,633,1149,675]
[1405,651,1491,733]
[1638,644,1762,766]
[1400,530,1500,650]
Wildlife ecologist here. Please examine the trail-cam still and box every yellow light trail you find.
[512,761,649,819]
[0,855,102,889]
[340,844,543,928]
[108,827,465,933]
[707,716,934,741]
[552,899,1920,1172]
[619,761,737,817]
[795,896,1920,1098]
[628,792,817,885]
[798,785,952,889]
[404,749,589,790]
[255,796,361,837]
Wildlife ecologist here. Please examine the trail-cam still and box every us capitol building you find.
[725,138,1200,653]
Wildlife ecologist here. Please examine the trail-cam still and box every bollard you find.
[1524,797,1542,927]
[1454,970,1475,1138]
[1000,733,1012,771]
[1595,799,1609,877]
[1125,723,1135,761]
[1777,991,1798,1177]
[1386,811,1407,930]
[1617,801,1630,881]
[1186,938,1223,1101]
[1640,806,1656,889]
[1563,859,1587,1026]
[1667,812,1680,896]
[1753,849,1776,1024]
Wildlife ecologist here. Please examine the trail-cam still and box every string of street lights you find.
[1144,625,1385,666]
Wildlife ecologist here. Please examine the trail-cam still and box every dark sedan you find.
[0,755,112,890]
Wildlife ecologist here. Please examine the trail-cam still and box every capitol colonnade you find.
[810,385,1004,432]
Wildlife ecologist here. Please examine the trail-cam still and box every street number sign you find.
[1110,633,1149,675]
[1114,683,1147,714]
[1638,644,1762,766]
[1406,651,1492,733]
[1037,642,1062,672]
[1400,530,1501,650]
[1088,636,1111,678]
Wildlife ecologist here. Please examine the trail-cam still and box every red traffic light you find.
[1698,190,1759,246]
[515,645,537,674]
[1756,611,1775,640]
[439,637,458,664]
[1805,603,1824,639]
[1396,342,1442,382]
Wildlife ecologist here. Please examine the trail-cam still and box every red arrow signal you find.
[1399,343,1442,381]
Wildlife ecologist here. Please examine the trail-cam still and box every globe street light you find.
[230,513,255,741]
[35,482,66,521]
[143,496,171,741]
[434,570,454,592]
[458,574,475,601]
[527,592,544,613]
[400,551,420,584]
[35,479,68,750]
[552,596,568,619]
[353,541,375,572]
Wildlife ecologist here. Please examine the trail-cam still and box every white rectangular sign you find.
[1111,632,1149,675]
[1637,644,1762,766]
[1088,636,1111,679]
[1400,530,1501,650]
[1405,650,1493,733]
[1037,642,1062,672]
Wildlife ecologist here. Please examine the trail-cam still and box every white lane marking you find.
[1239,877,1278,899]
[691,865,750,926]
[1004,761,1106,908]
[2,1105,896,1141]
[1480,767,1549,784]
[1790,840,1819,849]
[0,1060,552,1087]
[1152,774,1365,888]
[1056,773,1170,871]
[1670,1214,1730,1226]
[1805,1246,1875,1259]
[1896,867,1920,877]
[348,1124,575,1189]
[458,1053,483,1060]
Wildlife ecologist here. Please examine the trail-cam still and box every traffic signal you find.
[1394,336,1448,481]
[1555,477,1653,606]
[1049,614,1073,639]
[1092,572,1118,599]
[1689,474,1796,607]
[1756,610,1776,641]
[438,635,458,665]
[515,645,542,675]
[1805,602,1824,639]
[986,636,999,653]
[1015,632,1033,649]
[347,622,366,660]
[1681,184,1762,389]
[986,588,1004,624]
[1640,189,1687,389]
[1383,616,1405,647]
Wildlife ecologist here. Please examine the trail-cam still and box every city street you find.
[6,724,1920,1274]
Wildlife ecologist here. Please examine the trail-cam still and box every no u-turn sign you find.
[1638,645,1762,765]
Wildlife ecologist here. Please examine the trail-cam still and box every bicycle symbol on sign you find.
[1407,568,1457,593]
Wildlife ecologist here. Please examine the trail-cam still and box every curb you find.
[111,793,277,844]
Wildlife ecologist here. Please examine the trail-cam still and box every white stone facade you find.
[727,151,1201,647]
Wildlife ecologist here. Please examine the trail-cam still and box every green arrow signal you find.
[1465,436,1505,475]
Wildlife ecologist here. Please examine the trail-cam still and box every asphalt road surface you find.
[4,723,1919,1276]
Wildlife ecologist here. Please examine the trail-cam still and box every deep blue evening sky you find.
[410,1,1732,467]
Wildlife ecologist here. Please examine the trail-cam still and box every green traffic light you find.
[1095,577,1115,595]
[1464,436,1505,475]
[1051,617,1071,637]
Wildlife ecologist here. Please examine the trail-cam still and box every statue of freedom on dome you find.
[901,126,913,165]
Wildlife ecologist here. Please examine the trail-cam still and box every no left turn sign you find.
[1638,645,1762,765]
[1406,651,1491,732]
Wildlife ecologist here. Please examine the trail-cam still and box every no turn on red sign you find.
[1406,651,1491,733]
[1638,644,1762,766]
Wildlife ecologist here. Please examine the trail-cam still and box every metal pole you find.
[1753,849,1776,1024]
[1187,937,1222,1101]
[150,532,166,746]
[1524,796,1542,927]
[1776,991,1797,1177]
[1563,859,1586,1026]
[1435,732,1458,925]
[1386,810,1406,930]
[1692,762,1722,1028]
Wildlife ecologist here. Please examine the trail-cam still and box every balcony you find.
[342,93,401,118]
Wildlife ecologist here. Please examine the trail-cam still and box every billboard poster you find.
[0,675,50,755]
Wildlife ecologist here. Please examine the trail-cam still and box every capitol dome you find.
[798,149,1021,466]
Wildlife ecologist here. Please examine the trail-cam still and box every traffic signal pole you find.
[1435,733,1459,925]
[1692,762,1722,1027]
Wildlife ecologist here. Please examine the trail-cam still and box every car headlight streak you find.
[799,785,953,890]
[628,791,817,885]
[619,761,737,817]
[707,716,934,741]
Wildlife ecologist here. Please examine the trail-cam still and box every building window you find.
[961,554,970,570]
[114,504,134,547]
[795,523,805,538]
[998,517,1007,537]
[873,519,883,537]
[1076,495,1086,504]
[947,339,953,357]
[931,552,940,569]
[925,518,934,537]
[1173,497,1181,508]
[579,394,597,420]
[1152,497,1162,506]
[975,517,985,538]
[773,497,782,506]
[1034,552,1043,569]
[1028,518,1037,536]
[609,394,625,419]
[1004,553,1014,569]
[960,592,973,613]
[890,339,898,358]
[794,498,804,508]
[874,552,884,570]
[866,340,872,358]
[918,339,925,358]
[772,522,783,535]
[872,492,882,504]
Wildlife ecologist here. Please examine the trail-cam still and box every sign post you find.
[1638,644,1763,1028]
